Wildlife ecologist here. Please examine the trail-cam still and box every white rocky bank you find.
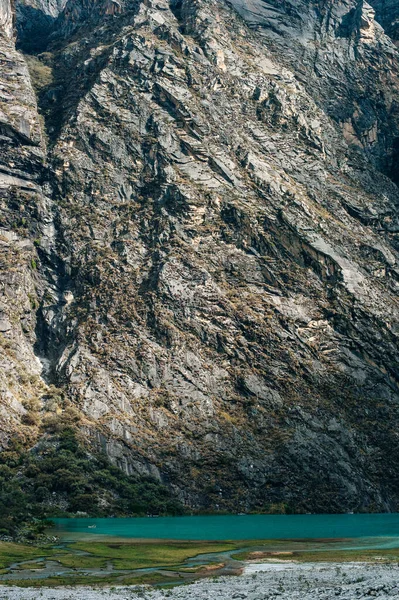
[2,563,399,600]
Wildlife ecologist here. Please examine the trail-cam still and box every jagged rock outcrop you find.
[229,0,399,177]
[15,0,67,52]
[370,0,399,43]
[4,0,399,513]
[0,0,49,446]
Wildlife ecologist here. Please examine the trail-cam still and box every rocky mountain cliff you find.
[15,0,67,52]
[370,0,399,43]
[2,0,399,514]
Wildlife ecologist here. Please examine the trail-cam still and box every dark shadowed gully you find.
[2,0,399,518]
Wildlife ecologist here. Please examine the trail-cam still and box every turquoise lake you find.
[53,514,399,544]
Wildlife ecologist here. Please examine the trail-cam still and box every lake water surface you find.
[52,513,399,545]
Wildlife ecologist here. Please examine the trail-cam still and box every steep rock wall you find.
[4,0,399,513]
[15,0,67,52]
[370,0,399,43]
[0,0,51,447]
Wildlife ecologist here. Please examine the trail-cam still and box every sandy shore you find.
[1,562,399,599]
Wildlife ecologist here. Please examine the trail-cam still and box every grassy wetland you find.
[2,533,399,589]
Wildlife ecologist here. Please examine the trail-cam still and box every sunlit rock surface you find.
[2,0,399,512]
[0,0,13,38]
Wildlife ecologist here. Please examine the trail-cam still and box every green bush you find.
[0,428,185,536]
[24,54,53,93]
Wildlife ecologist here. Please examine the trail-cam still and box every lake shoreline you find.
[1,561,398,599]
[2,513,399,591]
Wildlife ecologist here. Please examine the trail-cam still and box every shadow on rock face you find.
[16,5,56,53]
[387,138,399,187]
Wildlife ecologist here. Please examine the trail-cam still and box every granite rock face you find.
[3,0,399,512]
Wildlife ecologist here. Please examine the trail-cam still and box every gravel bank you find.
[1,562,399,599]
